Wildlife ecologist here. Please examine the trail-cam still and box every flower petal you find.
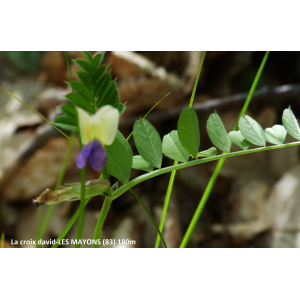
[89,140,107,170]
[92,105,119,145]
[76,141,94,169]
[76,107,95,145]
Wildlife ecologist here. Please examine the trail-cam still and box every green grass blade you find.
[154,161,178,248]
[92,197,112,248]
[38,132,75,241]
[1,231,4,248]
[130,188,167,248]
[189,51,206,108]
[179,51,270,248]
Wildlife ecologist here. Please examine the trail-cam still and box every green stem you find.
[38,132,75,241]
[189,51,206,108]
[64,51,73,87]
[130,188,167,248]
[180,51,270,248]
[111,140,298,201]
[180,158,225,247]
[50,140,300,247]
[234,51,270,130]
[1,231,4,248]
[36,206,42,248]
[74,166,86,248]
[92,197,112,248]
[154,161,178,248]
[51,196,91,248]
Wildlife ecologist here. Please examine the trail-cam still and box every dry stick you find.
[179,51,270,248]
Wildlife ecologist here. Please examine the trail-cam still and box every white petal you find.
[76,107,94,145]
[93,105,119,145]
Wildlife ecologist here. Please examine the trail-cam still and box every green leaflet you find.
[97,81,117,107]
[68,81,94,103]
[95,73,111,101]
[65,93,94,114]
[282,107,300,140]
[133,119,162,169]
[118,103,126,115]
[92,53,104,71]
[162,130,189,163]
[54,115,78,132]
[76,71,94,91]
[177,108,200,158]
[105,131,132,182]
[239,115,266,146]
[265,125,287,145]
[132,155,154,172]
[228,130,251,150]
[197,147,218,158]
[60,104,77,122]
[206,112,231,152]
[94,65,109,86]
[73,59,92,75]
[81,51,93,65]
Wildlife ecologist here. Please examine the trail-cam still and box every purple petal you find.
[76,141,94,169]
[89,140,107,171]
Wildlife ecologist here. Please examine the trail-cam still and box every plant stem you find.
[50,140,300,246]
[180,51,270,248]
[130,188,167,248]
[92,197,112,248]
[180,158,225,247]
[1,231,4,248]
[154,161,178,248]
[38,131,75,242]
[189,51,206,108]
[111,139,298,201]
[64,51,73,86]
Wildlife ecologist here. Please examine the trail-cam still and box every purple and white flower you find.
[76,105,119,170]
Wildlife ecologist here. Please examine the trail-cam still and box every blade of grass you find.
[155,53,206,247]
[0,87,78,147]
[92,197,112,248]
[38,131,75,242]
[126,92,171,140]
[189,51,206,108]
[179,51,270,248]
[154,161,178,248]
[1,231,4,248]
[130,188,167,248]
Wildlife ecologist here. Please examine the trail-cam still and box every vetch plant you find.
[4,51,300,248]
